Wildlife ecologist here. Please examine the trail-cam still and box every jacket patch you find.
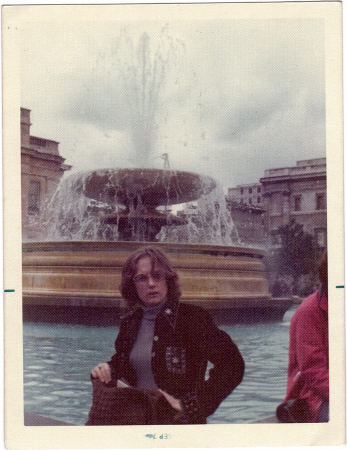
[165,346,186,374]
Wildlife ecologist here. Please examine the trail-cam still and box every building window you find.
[270,193,282,214]
[257,186,261,193]
[315,229,326,248]
[316,193,326,210]
[28,181,40,215]
[257,196,261,203]
[249,188,252,194]
[270,231,281,246]
[240,188,243,195]
[249,198,252,204]
[294,196,301,212]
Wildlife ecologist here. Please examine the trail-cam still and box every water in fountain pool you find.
[23,305,297,425]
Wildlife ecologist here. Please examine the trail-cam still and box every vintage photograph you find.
[3,2,344,448]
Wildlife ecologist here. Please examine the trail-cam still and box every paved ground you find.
[253,415,279,423]
[24,411,279,426]
[24,412,74,426]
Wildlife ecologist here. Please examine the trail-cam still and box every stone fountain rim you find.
[22,240,266,258]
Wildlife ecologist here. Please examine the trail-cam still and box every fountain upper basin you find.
[78,168,217,207]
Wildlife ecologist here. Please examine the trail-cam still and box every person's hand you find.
[158,389,182,412]
[91,362,111,384]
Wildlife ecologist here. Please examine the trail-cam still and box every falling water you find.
[158,182,240,245]
[44,172,113,241]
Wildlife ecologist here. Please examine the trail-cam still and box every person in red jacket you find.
[283,248,328,422]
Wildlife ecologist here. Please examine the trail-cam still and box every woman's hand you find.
[91,362,111,384]
[158,389,182,412]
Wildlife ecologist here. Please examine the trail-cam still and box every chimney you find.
[21,107,31,146]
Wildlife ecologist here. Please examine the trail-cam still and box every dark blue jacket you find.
[108,297,245,423]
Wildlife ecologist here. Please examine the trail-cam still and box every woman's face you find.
[134,256,168,307]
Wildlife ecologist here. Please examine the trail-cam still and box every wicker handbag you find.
[86,378,176,425]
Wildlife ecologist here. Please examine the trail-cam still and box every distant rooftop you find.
[262,157,326,179]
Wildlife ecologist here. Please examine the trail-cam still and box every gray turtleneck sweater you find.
[129,300,166,389]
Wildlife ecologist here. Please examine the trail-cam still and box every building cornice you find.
[21,145,65,164]
[30,135,60,145]
[260,171,326,185]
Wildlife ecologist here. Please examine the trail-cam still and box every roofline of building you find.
[30,135,60,145]
[226,199,265,213]
[61,164,72,171]
[260,171,326,184]
[229,182,262,189]
[264,157,326,173]
[21,146,65,163]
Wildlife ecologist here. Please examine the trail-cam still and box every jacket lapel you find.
[123,308,143,352]
[160,296,179,329]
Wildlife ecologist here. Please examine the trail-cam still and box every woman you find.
[91,245,245,424]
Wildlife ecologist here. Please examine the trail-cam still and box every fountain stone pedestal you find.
[22,240,293,325]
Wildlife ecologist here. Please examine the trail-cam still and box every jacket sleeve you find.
[180,309,245,422]
[106,320,128,381]
[293,306,329,400]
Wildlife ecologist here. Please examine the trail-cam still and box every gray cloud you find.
[217,94,285,141]
[20,13,326,188]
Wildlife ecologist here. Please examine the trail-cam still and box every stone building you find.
[21,108,71,240]
[260,158,327,248]
[228,182,263,208]
[226,157,327,248]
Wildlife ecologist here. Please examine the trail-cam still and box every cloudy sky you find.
[20,7,326,190]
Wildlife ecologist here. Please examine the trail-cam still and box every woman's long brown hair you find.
[119,246,181,308]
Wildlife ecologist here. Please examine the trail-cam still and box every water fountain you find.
[22,29,293,325]
[22,165,291,324]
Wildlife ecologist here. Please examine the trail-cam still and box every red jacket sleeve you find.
[291,302,329,400]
